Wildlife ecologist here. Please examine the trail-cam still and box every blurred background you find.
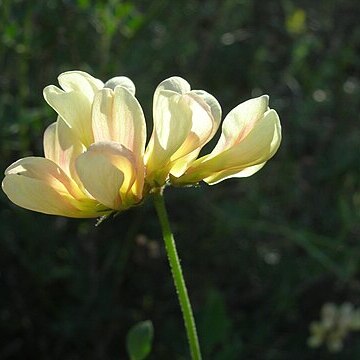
[1,0,360,359]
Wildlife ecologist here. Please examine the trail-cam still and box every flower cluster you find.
[308,302,360,352]
[2,71,281,218]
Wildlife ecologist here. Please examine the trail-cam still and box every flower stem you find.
[153,192,202,360]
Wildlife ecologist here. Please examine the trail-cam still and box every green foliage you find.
[199,289,242,359]
[1,0,360,359]
[126,320,154,360]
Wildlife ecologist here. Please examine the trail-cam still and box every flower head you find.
[2,72,281,218]
[3,71,146,217]
[172,94,281,185]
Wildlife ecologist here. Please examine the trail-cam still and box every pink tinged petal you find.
[104,76,136,95]
[145,77,222,184]
[2,157,105,218]
[43,85,94,147]
[176,108,281,184]
[58,71,104,98]
[5,157,83,199]
[169,91,222,176]
[92,87,146,158]
[75,142,139,210]
[210,95,269,157]
[43,118,86,184]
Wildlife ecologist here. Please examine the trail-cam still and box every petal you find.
[203,162,267,184]
[92,86,146,159]
[168,91,222,176]
[58,71,104,98]
[104,76,136,95]
[145,91,193,182]
[5,157,83,199]
[214,109,281,169]
[175,109,281,184]
[43,117,86,185]
[145,78,223,185]
[2,157,105,218]
[154,76,191,96]
[43,85,94,147]
[211,95,269,156]
[75,142,139,210]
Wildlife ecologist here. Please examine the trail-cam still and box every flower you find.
[2,71,146,217]
[171,94,281,185]
[144,77,222,186]
[2,72,281,218]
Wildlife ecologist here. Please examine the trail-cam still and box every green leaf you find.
[200,289,231,356]
[126,320,154,360]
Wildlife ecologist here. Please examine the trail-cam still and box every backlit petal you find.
[5,157,83,199]
[168,91,221,176]
[203,162,267,184]
[58,71,104,98]
[92,86,146,158]
[43,85,94,146]
[175,108,281,184]
[211,95,269,156]
[43,117,86,186]
[104,76,136,95]
[76,142,138,210]
[2,157,106,217]
[154,76,191,96]
[145,91,193,183]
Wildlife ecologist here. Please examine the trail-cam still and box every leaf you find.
[126,320,154,360]
[199,289,231,356]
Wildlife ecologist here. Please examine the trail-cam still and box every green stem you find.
[153,192,202,360]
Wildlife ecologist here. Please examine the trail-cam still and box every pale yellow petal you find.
[145,91,193,183]
[91,88,114,143]
[146,78,223,183]
[211,95,269,157]
[92,87,146,159]
[203,162,267,185]
[58,71,104,98]
[43,117,86,184]
[175,108,281,184]
[43,85,94,146]
[2,157,106,218]
[168,91,222,176]
[154,76,191,96]
[5,157,83,199]
[104,76,136,95]
[3,174,83,217]
[76,142,138,210]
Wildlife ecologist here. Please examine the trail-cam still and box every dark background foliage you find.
[1,0,360,359]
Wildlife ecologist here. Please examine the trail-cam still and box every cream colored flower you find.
[2,72,281,218]
[172,95,281,185]
[2,71,146,217]
[144,77,222,186]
